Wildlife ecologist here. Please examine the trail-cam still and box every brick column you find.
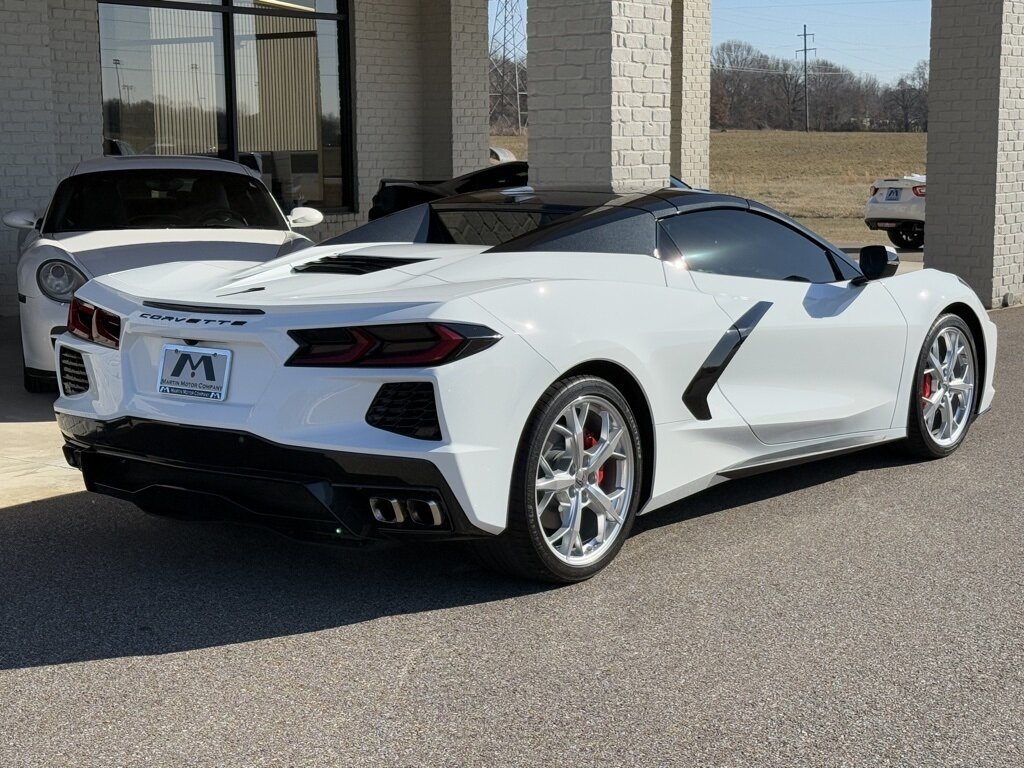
[0,0,101,316]
[928,0,1024,308]
[670,0,710,189]
[420,0,489,179]
[528,0,673,193]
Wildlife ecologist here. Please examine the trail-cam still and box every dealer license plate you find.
[885,188,901,202]
[158,344,232,401]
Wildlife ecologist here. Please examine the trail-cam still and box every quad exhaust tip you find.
[369,497,404,524]
[369,497,444,528]
[406,499,443,527]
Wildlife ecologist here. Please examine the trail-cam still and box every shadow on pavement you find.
[0,492,548,670]
[0,316,58,423]
[634,442,918,535]
[0,443,917,671]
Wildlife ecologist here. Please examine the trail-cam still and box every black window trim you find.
[658,206,863,284]
[98,0,357,214]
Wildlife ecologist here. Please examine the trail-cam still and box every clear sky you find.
[489,0,932,85]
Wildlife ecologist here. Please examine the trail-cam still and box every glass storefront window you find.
[99,5,228,157]
[234,17,344,208]
[99,1,353,212]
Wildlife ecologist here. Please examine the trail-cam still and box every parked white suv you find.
[864,174,926,250]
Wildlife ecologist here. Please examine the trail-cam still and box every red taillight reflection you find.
[68,297,121,349]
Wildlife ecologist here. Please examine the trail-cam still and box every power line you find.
[714,66,846,76]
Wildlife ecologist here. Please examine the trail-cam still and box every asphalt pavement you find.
[1,308,1022,767]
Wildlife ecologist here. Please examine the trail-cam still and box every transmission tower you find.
[489,0,527,135]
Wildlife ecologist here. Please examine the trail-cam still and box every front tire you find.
[905,314,978,459]
[479,376,644,583]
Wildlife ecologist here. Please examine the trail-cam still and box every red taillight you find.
[67,296,121,349]
[286,323,500,368]
[912,185,926,198]
[870,186,879,197]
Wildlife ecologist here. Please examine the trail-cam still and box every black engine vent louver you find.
[59,347,90,395]
[365,382,442,441]
[293,254,426,275]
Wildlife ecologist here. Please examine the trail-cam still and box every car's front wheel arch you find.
[941,302,987,416]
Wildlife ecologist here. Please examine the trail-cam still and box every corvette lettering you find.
[140,313,247,326]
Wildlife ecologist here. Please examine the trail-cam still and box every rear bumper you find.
[865,218,925,231]
[58,414,490,542]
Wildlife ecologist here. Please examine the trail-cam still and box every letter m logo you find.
[170,352,216,381]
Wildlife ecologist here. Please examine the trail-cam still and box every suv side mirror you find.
[3,210,38,230]
[857,245,900,282]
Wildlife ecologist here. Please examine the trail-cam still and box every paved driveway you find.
[1,309,1022,767]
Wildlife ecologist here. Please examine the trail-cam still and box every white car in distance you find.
[864,174,926,250]
[4,156,323,392]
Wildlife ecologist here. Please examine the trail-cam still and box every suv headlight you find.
[37,260,87,302]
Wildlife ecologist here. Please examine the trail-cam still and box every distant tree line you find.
[711,40,929,132]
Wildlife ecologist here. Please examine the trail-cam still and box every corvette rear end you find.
[54,246,556,543]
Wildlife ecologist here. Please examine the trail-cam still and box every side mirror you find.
[3,210,38,230]
[287,206,324,229]
[857,245,900,282]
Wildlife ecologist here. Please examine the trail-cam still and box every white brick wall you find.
[0,0,102,315]
[0,0,490,315]
[670,0,710,189]
[927,0,1024,308]
[419,0,490,179]
[994,2,1024,306]
[450,0,491,177]
[277,0,490,245]
[527,0,704,194]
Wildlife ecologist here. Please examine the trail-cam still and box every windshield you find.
[44,169,287,233]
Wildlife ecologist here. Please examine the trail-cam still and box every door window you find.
[660,209,839,283]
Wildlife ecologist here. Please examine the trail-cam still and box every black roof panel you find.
[431,187,749,217]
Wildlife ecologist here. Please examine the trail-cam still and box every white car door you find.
[660,208,908,445]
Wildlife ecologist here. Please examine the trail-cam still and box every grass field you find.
[490,130,927,245]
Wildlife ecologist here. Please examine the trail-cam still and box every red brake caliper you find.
[922,371,933,400]
[583,432,605,485]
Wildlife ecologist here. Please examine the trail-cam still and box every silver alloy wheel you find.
[921,326,976,447]
[534,395,635,567]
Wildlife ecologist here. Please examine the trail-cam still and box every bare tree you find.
[711,42,929,133]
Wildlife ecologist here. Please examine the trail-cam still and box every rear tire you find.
[887,225,924,250]
[904,314,978,459]
[478,376,644,583]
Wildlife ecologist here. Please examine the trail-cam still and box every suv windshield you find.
[44,169,287,233]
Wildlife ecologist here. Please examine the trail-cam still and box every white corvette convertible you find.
[4,155,321,392]
[54,188,996,582]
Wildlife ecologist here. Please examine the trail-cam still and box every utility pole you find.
[797,25,816,132]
